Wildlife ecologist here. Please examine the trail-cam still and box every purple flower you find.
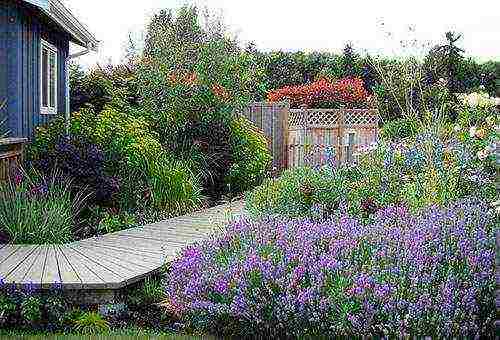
[163,198,496,337]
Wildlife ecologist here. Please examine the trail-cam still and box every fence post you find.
[337,109,344,164]
[300,104,308,167]
[282,101,290,170]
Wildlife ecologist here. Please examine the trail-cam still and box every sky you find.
[64,0,500,68]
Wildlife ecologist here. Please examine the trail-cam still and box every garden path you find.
[0,201,245,290]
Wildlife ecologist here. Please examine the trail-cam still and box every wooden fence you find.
[0,138,27,181]
[241,102,290,171]
[287,108,379,168]
[242,102,379,170]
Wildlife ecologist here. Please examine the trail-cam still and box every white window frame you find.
[40,39,58,115]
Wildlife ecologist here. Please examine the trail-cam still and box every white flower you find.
[477,150,488,161]
[453,125,461,132]
[467,93,480,108]
[469,126,477,138]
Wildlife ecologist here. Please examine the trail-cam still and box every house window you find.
[40,40,58,115]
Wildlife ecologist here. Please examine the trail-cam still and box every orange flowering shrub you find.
[167,72,198,86]
[268,77,370,109]
[211,83,230,101]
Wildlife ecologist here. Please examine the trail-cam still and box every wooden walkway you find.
[0,201,245,290]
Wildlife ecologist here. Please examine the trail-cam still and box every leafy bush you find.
[0,170,87,244]
[380,117,421,141]
[69,63,138,113]
[135,6,269,200]
[453,92,498,173]
[146,157,203,215]
[73,311,110,335]
[166,118,234,200]
[31,136,119,205]
[245,166,348,219]
[0,282,72,331]
[164,199,496,337]
[267,78,370,109]
[227,116,272,194]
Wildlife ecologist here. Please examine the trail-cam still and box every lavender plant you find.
[164,198,496,337]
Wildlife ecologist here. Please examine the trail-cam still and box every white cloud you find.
[65,0,500,67]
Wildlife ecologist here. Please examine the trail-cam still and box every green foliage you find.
[380,117,421,141]
[126,277,166,306]
[69,63,138,113]
[94,208,137,234]
[73,311,110,335]
[247,124,497,220]
[0,170,87,244]
[228,116,272,193]
[20,296,42,325]
[245,166,348,219]
[136,6,268,200]
[146,157,203,214]
[0,287,72,332]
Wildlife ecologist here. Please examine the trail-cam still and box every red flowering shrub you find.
[268,77,370,109]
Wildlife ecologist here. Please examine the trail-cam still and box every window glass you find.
[40,40,57,114]
[42,49,48,107]
[49,52,56,108]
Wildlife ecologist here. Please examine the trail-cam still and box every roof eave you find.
[44,0,99,51]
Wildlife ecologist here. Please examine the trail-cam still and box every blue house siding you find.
[1,0,69,139]
[0,8,7,134]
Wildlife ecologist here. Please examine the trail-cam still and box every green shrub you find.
[228,116,272,193]
[165,118,234,200]
[0,284,72,332]
[146,157,203,215]
[380,117,421,141]
[73,311,110,335]
[19,296,42,326]
[245,166,348,219]
[0,170,88,244]
[69,63,138,113]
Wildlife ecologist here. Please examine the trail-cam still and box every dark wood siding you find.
[1,0,70,139]
[0,5,8,135]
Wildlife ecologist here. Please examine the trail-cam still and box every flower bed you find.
[164,199,496,337]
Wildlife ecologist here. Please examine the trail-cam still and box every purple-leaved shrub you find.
[165,198,496,337]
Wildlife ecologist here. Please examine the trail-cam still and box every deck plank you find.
[67,244,145,279]
[5,245,43,284]
[62,245,118,289]
[76,243,164,268]
[98,233,192,249]
[41,245,61,288]
[13,246,48,288]
[116,228,206,242]
[79,236,168,255]
[2,200,245,290]
[0,245,38,280]
[0,245,22,265]
[54,245,83,290]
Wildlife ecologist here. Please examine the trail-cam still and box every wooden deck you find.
[0,201,245,290]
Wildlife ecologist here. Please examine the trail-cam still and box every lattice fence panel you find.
[287,108,379,168]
